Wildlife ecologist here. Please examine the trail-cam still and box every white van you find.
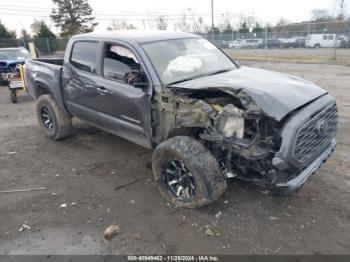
[306,34,342,48]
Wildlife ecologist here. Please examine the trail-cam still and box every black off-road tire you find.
[10,89,17,103]
[152,136,227,209]
[36,94,72,140]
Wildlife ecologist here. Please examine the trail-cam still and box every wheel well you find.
[36,85,51,98]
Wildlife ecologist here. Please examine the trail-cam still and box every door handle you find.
[96,86,110,95]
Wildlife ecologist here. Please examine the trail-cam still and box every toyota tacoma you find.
[24,32,338,208]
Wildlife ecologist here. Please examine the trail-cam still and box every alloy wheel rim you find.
[162,159,196,201]
[40,107,54,130]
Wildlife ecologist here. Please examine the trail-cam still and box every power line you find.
[0,4,217,17]
[0,11,216,21]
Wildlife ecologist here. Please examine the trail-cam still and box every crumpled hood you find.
[170,66,327,121]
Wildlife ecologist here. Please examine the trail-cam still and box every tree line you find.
[0,0,97,52]
[0,0,349,52]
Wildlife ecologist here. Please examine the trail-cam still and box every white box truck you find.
[306,34,342,48]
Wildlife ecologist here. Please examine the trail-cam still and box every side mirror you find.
[124,70,149,88]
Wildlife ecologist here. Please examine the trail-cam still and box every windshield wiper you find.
[167,74,207,86]
[167,68,234,86]
[207,68,233,76]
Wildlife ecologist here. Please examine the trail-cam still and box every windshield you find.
[0,49,31,61]
[142,38,236,85]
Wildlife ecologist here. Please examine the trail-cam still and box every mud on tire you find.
[152,136,227,208]
[36,94,72,140]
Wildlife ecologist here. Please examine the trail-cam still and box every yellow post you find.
[18,64,27,92]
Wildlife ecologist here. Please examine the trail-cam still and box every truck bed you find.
[24,58,67,113]
[32,58,64,66]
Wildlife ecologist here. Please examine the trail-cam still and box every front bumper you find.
[272,138,336,195]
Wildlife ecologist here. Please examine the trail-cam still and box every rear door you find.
[62,40,101,118]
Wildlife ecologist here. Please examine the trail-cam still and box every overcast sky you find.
[0,0,345,35]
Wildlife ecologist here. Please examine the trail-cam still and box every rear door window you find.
[70,41,98,73]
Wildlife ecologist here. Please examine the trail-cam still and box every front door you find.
[92,42,153,148]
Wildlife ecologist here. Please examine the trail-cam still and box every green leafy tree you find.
[238,22,250,34]
[31,20,58,54]
[50,0,98,37]
[0,20,17,47]
[252,23,263,33]
[0,21,16,38]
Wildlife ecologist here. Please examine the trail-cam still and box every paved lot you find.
[0,61,349,255]
[225,48,350,65]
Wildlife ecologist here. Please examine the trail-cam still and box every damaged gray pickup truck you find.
[25,32,338,208]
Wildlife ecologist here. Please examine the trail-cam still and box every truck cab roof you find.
[72,30,200,44]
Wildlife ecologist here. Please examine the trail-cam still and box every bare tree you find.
[311,9,332,21]
[107,20,137,31]
[155,16,168,30]
[174,12,191,32]
[190,16,204,33]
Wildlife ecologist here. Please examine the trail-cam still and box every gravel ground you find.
[0,61,349,255]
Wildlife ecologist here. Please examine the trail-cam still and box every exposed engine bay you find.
[153,87,287,188]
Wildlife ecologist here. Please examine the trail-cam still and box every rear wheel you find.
[314,44,321,49]
[152,136,227,208]
[10,89,17,103]
[36,94,72,140]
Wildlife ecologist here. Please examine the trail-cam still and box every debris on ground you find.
[114,179,142,191]
[7,151,17,155]
[215,211,223,219]
[128,199,136,205]
[52,192,57,196]
[0,187,46,194]
[71,202,77,206]
[103,224,120,240]
[269,216,279,221]
[133,233,142,240]
[18,224,31,232]
[205,227,215,237]
[106,208,112,213]
[223,200,229,204]
[59,203,67,208]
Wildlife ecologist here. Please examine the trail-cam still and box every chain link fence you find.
[0,24,349,60]
[0,37,69,57]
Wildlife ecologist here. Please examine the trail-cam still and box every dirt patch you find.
[0,61,349,255]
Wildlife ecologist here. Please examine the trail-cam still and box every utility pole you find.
[333,0,345,60]
[211,0,214,41]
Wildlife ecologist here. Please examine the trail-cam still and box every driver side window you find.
[103,43,140,84]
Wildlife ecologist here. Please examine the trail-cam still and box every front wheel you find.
[152,136,227,208]
[36,94,72,140]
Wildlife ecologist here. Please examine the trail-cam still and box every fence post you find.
[231,29,234,45]
[46,38,51,55]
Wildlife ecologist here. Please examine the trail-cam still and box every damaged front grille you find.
[294,103,338,163]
